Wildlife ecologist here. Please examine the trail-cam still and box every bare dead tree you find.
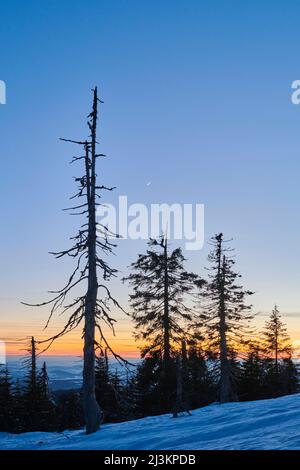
[22,88,127,434]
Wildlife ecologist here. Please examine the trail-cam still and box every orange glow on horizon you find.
[3,316,300,359]
[4,334,142,358]
[5,338,300,359]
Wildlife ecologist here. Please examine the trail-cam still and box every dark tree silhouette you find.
[185,342,216,408]
[124,236,203,410]
[22,337,55,431]
[199,233,254,403]
[260,305,296,397]
[94,352,124,422]
[0,366,13,431]
[23,336,38,402]
[238,342,265,401]
[261,305,292,375]
[56,390,84,431]
[22,88,126,434]
[173,340,191,417]
[39,362,49,400]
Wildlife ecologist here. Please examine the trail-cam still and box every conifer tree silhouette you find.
[125,236,203,411]
[199,234,254,403]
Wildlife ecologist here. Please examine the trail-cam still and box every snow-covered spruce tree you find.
[22,88,125,434]
[199,233,254,403]
[124,236,204,411]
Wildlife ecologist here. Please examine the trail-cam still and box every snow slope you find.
[1,393,300,450]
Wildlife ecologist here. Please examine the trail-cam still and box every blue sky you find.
[1,0,300,353]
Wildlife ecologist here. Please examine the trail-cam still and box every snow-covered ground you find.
[1,393,300,450]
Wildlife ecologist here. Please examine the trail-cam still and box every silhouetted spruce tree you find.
[261,306,296,397]
[21,337,38,429]
[23,88,126,434]
[12,378,26,433]
[186,342,216,408]
[38,362,49,399]
[238,343,265,401]
[36,362,57,430]
[124,237,203,412]
[172,341,191,417]
[134,350,164,417]
[122,372,139,421]
[94,353,123,422]
[199,234,254,403]
[0,366,14,432]
[23,337,42,430]
[94,352,109,415]
[280,358,299,395]
[21,338,57,431]
[56,390,84,431]
[261,305,292,377]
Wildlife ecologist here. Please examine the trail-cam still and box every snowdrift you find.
[1,393,300,450]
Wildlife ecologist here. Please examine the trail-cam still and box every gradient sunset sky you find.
[1,0,300,357]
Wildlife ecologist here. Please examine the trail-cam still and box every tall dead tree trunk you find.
[22,87,126,435]
[83,88,102,434]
